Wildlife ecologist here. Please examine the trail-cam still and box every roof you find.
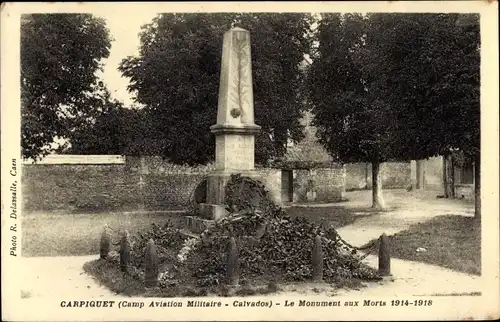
[274,111,335,168]
[23,154,125,165]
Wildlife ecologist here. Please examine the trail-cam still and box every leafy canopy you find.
[308,13,480,164]
[21,13,112,160]
[60,102,144,156]
[369,13,480,160]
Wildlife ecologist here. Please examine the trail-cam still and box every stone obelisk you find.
[199,27,261,220]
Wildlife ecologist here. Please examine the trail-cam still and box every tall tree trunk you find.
[416,160,425,189]
[372,161,386,209]
[474,152,481,220]
[444,154,455,198]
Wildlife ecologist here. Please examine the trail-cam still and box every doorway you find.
[281,170,294,203]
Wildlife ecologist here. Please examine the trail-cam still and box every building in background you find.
[410,154,475,200]
[271,110,346,204]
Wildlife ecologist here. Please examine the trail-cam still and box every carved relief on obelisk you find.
[213,27,259,127]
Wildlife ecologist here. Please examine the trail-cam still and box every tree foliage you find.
[309,14,393,164]
[365,13,480,161]
[21,13,112,160]
[60,103,134,155]
[309,13,480,163]
[309,13,480,210]
[119,13,313,165]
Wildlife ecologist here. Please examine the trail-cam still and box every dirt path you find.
[20,256,117,298]
[336,189,474,247]
[20,253,481,299]
[257,254,482,297]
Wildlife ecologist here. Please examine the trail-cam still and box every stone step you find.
[182,215,215,234]
[178,228,200,239]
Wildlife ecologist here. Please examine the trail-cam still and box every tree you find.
[366,13,480,217]
[60,98,125,155]
[309,13,480,214]
[21,13,112,160]
[61,102,160,156]
[308,13,396,209]
[119,13,312,166]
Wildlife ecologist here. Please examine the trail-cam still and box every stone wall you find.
[255,167,283,205]
[416,156,445,190]
[409,156,475,200]
[125,156,214,210]
[379,162,412,189]
[315,166,346,202]
[22,156,214,212]
[345,163,369,191]
[345,162,411,191]
[290,166,345,203]
[455,184,474,200]
[25,155,340,213]
[24,154,414,212]
[22,164,142,212]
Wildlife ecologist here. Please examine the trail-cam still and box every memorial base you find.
[198,203,228,221]
[203,170,261,219]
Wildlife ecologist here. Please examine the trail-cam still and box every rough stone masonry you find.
[198,27,262,221]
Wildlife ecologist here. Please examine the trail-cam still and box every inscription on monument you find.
[215,135,254,171]
[226,136,254,170]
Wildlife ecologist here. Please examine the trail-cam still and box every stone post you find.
[145,239,159,287]
[311,235,324,282]
[226,237,240,286]
[100,225,111,259]
[378,233,391,276]
[119,231,131,273]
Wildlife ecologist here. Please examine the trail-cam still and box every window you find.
[454,162,474,184]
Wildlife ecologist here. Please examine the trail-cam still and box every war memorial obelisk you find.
[198,27,261,221]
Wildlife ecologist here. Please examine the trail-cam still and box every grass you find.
[364,215,481,275]
[286,206,376,228]
[22,211,184,257]
[23,206,370,257]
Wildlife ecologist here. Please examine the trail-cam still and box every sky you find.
[95,12,158,107]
